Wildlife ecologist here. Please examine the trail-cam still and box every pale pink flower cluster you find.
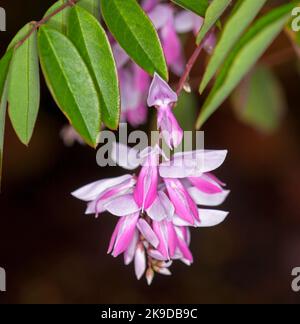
[72,76,229,284]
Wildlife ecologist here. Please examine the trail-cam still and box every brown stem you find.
[176,44,203,96]
[15,0,79,49]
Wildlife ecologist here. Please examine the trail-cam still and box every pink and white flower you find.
[72,140,229,284]
[148,73,183,149]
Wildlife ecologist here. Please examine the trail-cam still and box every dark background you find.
[0,0,300,304]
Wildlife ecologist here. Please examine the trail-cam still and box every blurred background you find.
[0,0,300,304]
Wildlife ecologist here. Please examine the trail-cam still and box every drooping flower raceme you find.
[73,141,229,284]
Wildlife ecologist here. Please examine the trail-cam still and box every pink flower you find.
[142,0,159,12]
[150,221,193,264]
[164,178,199,225]
[112,43,150,128]
[133,148,159,210]
[72,143,229,284]
[148,73,183,149]
[148,4,185,75]
[108,212,140,257]
[71,174,136,217]
[174,11,217,54]
[187,173,230,207]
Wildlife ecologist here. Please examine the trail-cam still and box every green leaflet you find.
[44,0,100,34]
[196,3,294,129]
[68,6,120,130]
[170,0,209,17]
[0,49,13,183]
[8,23,40,145]
[101,0,168,80]
[44,0,71,34]
[200,0,267,93]
[196,0,231,45]
[38,26,101,147]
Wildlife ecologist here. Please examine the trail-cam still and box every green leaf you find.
[231,65,286,133]
[44,0,100,34]
[170,0,208,17]
[196,0,231,45]
[44,0,71,34]
[78,0,101,21]
[38,26,101,147]
[0,49,13,183]
[196,3,294,129]
[101,0,168,80]
[200,0,267,93]
[8,23,40,145]
[68,5,119,130]
[0,50,12,96]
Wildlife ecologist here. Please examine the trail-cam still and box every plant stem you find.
[176,44,203,96]
[15,0,79,49]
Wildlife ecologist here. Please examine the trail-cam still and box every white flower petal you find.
[161,150,228,178]
[137,219,159,248]
[134,244,146,280]
[146,191,175,221]
[124,231,139,265]
[104,194,140,216]
[188,187,230,206]
[71,175,133,201]
[197,209,229,227]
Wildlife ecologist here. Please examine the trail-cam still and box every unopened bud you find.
[146,268,155,285]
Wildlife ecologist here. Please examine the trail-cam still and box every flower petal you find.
[134,243,146,280]
[133,64,150,93]
[160,150,228,178]
[142,0,159,12]
[161,20,182,67]
[174,227,193,263]
[146,191,175,221]
[147,73,178,107]
[155,267,172,276]
[188,174,223,194]
[107,220,122,254]
[72,174,133,201]
[158,107,183,149]
[137,219,159,248]
[174,11,202,33]
[188,187,230,206]
[112,43,129,69]
[148,4,173,30]
[167,223,177,258]
[113,213,140,257]
[148,249,168,261]
[164,178,198,224]
[105,194,140,216]
[152,221,169,259]
[134,165,158,210]
[124,230,139,265]
[197,209,229,227]
[172,214,193,227]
